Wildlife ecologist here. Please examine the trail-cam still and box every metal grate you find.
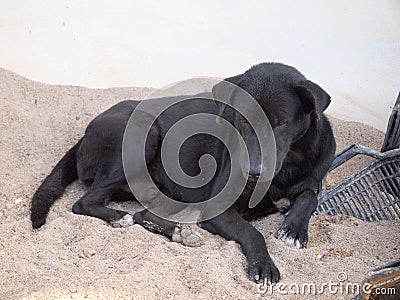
[317,145,400,221]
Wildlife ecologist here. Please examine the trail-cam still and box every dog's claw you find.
[284,236,295,246]
[276,227,288,240]
[263,278,269,286]
[249,256,280,285]
[277,220,308,249]
[110,214,134,228]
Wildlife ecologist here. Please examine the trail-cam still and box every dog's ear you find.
[212,74,243,120]
[293,80,331,120]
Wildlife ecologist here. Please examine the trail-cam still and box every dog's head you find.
[212,75,267,182]
[213,63,331,179]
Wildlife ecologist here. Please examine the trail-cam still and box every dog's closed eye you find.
[276,120,288,127]
[271,117,288,128]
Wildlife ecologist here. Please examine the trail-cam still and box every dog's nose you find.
[247,172,260,182]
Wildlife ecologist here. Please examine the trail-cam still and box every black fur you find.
[30,62,336,285]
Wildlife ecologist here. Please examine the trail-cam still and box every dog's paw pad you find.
[172,225,203,247]
[110,214,134,228]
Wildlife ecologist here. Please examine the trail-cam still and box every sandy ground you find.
[0,68,399,300]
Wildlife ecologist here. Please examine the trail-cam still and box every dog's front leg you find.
[276,189,317,248]
[200,207,280,285]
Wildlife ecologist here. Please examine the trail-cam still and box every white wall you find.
[1,0,399,131]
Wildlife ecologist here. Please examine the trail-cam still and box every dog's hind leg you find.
[133,209,176,236]
[111,189,136,202]
[276,189,317,248]
[72,180,134,227]
[133,209,203,247]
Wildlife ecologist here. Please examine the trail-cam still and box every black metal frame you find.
[317,145,400,221]
[382,92,400,152]
[317,92,400,221]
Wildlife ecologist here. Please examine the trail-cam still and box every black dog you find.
[31,63,336,285]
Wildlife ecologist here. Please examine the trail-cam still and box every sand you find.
[0,68,398,300]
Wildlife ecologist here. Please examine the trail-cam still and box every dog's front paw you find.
[248,255,280,285]
[172,224,203,247]
[110,214,134,228]
[276,220,308,249]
